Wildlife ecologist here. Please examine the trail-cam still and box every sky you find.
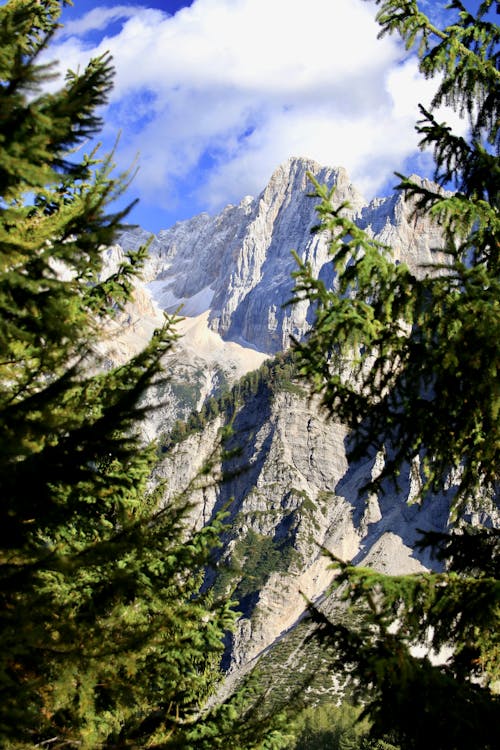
[43,0,468,231]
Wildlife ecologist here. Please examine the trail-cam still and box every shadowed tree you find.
[0,2,236,747]
[292,1,499,748]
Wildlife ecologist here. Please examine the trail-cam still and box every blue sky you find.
[46,0,468,231]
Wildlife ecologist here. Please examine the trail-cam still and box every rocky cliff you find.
[102,157,456,683]
[102,156,448,445]
[116,156,447,357]
[152,357,452,677]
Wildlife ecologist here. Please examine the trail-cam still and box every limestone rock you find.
[116,157,447,355]
[154,377,451,675]
[96,158,459,682]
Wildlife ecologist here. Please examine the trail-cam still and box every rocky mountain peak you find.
[265,156,328,196]
[116,157,446,355]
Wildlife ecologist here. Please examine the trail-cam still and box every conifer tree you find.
[292,1,499,748]
[0,2,235,747]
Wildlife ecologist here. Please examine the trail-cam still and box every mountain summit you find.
[117,157,446,355]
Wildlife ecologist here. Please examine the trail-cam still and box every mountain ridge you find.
[100,157,459,680]
[116,156,447,357]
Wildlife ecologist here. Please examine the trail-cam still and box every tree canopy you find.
[0,2,235,747]
[294,0,499,508]
[292,1,499,748]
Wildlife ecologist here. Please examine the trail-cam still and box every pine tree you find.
[292,1,499,748]
[0,2,235,747]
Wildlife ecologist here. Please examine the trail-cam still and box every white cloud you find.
[386,57,468,135]
[45,0,462,227]
[56,5,149,38]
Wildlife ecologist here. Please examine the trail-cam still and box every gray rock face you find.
[118,157,446,354]
[209,159,364,352]
[106,157,459,684]
[154,375,452,675]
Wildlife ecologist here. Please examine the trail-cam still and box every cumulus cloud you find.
[56,5,147,38]
[45,0,465,228]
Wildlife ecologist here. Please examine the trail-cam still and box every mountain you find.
[100,156,448,442]
[116,156,447,358]
[152,356,452,681]
[101,156,463,685]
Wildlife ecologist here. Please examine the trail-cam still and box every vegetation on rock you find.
[162,351,301,451]
[290,702,397,750]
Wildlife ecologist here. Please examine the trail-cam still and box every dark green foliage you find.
[189,619,340,750]
[162,350,302,451]
[293,171,499,507]
[305,539,499,750]
[293,0,499,508]
[290,701,399,750]
[193,609,388,750]
[0,2,236,747]
[292,1,499,749]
